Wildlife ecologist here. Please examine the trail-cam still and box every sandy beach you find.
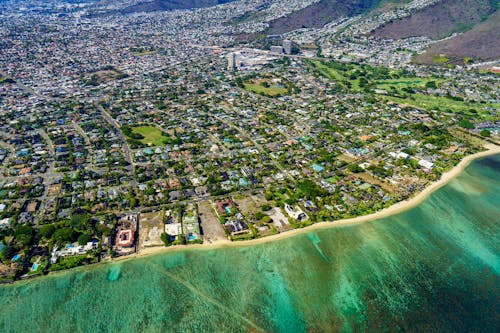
[131,144,500,259]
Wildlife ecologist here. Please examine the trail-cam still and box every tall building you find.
[283,39,292,55]
[227,52,236,71]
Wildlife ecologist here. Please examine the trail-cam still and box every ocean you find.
[0,154,499,332]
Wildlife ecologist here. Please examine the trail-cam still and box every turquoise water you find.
[0,155,499,332]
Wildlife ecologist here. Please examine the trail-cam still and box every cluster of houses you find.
[0,0,497,281]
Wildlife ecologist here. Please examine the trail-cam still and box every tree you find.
[129,196,137,209]
[348,164,363,173]
[160,233,169,246]
[358,77,369,88]
[77,234,91,246]
[425,81,437,89]
[459,119,474,129]
[0,245,15,263]
[14,225,35,246]
[53,228,77,245]
[39,224,55,239]
[480,129,491,137]
[255,212,265,220]
[14,225,34,237]
[70,214,89,230]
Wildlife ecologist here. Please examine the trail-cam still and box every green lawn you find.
[132,126,168,146]
[310,60,364,90]
[132,50,156,56]
[375,78,434,89]
[244,83,288,96]
[384,94,499,118]
[311,60,345,81]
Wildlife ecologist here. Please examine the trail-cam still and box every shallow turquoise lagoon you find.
[0,155,499,332]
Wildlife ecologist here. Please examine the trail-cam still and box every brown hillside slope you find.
[415,10,500,64]
[99,0,237,15]
[372,0,496,39]
[267,0,384,35]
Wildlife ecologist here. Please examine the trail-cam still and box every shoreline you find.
[2,145,499,283]
[133,144,500,259]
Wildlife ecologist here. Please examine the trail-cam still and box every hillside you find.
[107,0,237,15]
[372,0,497,40]
[266,0,385,35]
[414,10,500,64]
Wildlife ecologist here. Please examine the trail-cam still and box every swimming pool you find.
[225,206,231,214]
[312,164,325,172]
[188,234,198,241]
[31,263,38,271]
[12,254,20,261]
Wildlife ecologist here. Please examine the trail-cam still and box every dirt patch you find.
[234,194,267,217]
[139,211,164,249]
[267,207,292,232]
[355,172,395,193]
[198,201,227,244]
[372,0,495,40]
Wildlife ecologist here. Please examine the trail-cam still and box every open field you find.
[383,94,499,117]
[374,78,440,91]
[244,83,288,96]
[84,67,128,86]
[312,59,446,94]
[311,60,345,81]
[234,194,268,217]
[244,77,288,96]
[311,60,375,91]
[132,126,168,146]
[131,50,156,56]
[139,211,164,249]
[198,201,228,244]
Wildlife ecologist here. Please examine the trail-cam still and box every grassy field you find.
[244,82,288,96]
[132,126,168,146]
[384,94,499,118]
[374,78,439,91]
[312,60,441,93]
[132,50,156,56]
[310,60,365,90]
[433,54,449,64]
[311,60,345,81]
[311,59,499,121]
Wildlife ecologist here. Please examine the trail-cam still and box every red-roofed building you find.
[116,230,134,247]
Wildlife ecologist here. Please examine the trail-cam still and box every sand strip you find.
[130,144,500,259]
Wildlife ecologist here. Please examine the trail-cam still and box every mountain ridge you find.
[100,0,237,15]
[372,0,497,40]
